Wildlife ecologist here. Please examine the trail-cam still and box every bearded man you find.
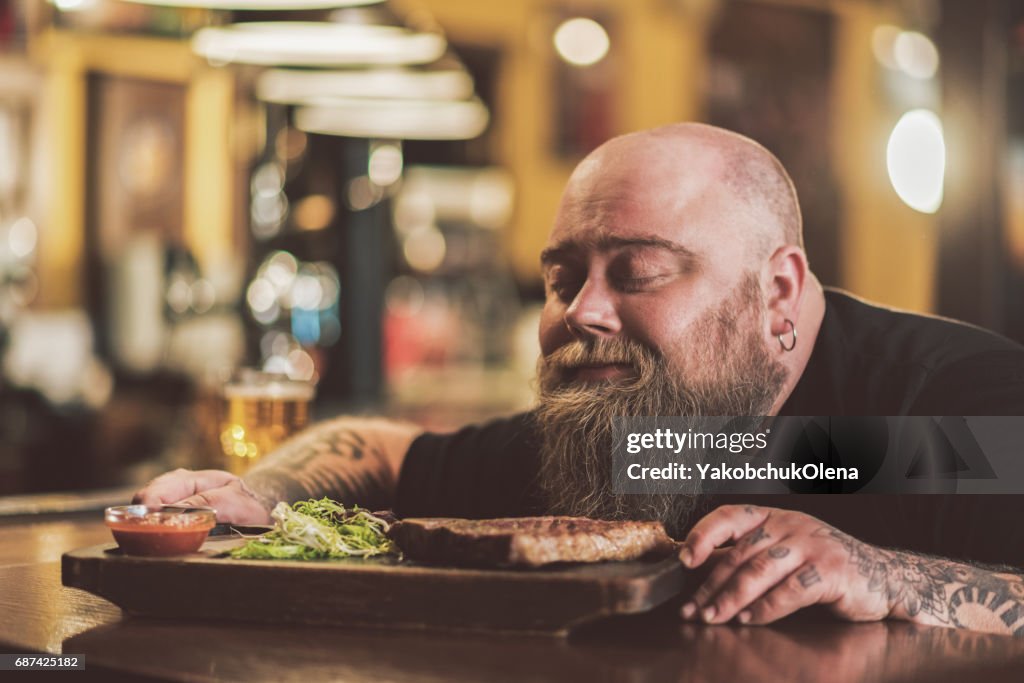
[136,123,1024,636]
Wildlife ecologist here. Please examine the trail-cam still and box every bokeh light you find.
[887,109,945,214]
[403,225,446,272]
[8,217,37,259]
[553,18,610,67]
[347,175,384,210]
[263,251,298,292]
[893,31,939,80]
[368,143,404,186]
[872,25,939,80]
[871,24,901,70]
[292,194,335,231]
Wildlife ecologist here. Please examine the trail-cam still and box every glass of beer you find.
[218,369,315,475]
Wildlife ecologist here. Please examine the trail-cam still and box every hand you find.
[132,468,274,524]
[678,504,892,626]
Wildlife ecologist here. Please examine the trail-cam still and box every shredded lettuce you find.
[230,498,396,560]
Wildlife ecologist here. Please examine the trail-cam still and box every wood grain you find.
[0,517,110,568]
[62,538,684,634]
[0,563,121,653]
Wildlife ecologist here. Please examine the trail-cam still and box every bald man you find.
[136,124,1024,636]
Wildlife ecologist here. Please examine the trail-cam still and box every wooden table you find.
[2,514,1024,683]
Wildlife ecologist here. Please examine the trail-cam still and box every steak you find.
[387,517,677,568]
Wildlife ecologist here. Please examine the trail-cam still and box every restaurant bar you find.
[2,0,1024,680]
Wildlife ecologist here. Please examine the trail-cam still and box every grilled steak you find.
[387,517,676,567]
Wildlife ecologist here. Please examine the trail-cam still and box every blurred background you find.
[0,0,1021,498]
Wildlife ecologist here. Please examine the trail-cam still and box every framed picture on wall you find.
[85,74,187,366]
[87,74,186,260]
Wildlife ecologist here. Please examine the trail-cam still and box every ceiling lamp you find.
[257,63,474,104]
[186,2,489,142]
[192,22,446,67]
[295,97,489,140]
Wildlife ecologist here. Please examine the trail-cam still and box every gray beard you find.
[534,280,787,538]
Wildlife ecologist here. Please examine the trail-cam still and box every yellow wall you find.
[33,39,86,308]
[831,1,937,313]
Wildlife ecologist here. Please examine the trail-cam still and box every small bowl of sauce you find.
[105,505,217,557]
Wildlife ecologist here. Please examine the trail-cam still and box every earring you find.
[778,318,797,352]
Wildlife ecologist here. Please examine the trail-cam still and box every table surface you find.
[2,515,1024,683]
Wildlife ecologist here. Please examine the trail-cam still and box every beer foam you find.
[224,382,315,401]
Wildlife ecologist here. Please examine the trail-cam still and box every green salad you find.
[230,498,396,560]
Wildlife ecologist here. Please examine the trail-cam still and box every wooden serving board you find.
[62,535,684,635]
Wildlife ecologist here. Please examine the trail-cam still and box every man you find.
[137,124,1024,636]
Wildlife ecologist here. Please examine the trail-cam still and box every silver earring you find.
[778,318,797,352]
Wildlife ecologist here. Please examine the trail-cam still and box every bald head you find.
[567,123,803,257]
[541,122,822,424]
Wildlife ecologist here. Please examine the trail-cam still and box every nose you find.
[564,278,622,338]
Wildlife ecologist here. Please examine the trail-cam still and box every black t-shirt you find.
[396,290,1024,565]
[779,289,1024,415]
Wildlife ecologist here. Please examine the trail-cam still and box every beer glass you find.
[219,369,315,474]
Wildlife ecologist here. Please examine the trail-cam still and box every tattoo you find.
[237,478,276,514]
[948,581,1024,637]
[741,525,770,548]
[242,419,400,510]
[768,546,790,559]
[814,527,1024,637]
[797,565,822,588]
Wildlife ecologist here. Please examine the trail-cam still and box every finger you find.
[132,469,238,507]
[680,548,731,620]
[175,482,274,525]
[740,563,827,625]
[680,505,771,568]
[687,525,787,610]
[700,544,804,623]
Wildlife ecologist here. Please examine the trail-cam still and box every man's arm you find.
[133,417,423,523]
[678,505,1024,637]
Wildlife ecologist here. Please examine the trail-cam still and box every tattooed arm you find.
[678,505,1024,638]
[815,528,1024,637]
[133,417,423,523]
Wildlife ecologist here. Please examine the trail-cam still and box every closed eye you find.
[614,274,671,293]
[544,265,584,301]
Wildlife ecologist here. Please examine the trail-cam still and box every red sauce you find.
[109,518,215,557]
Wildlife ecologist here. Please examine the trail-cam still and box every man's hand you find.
[678,504,894,626]
[132,469,273,524]
[677,504,1024,637]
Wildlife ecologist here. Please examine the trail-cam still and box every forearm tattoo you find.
[814,528,1024,637]
[242,419,398,511]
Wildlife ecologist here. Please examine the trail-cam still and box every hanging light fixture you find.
[177,0,488,141]
[257,52,486,140]
[193,22,447,67]
[257,60,474,104]
[295,96,488,141]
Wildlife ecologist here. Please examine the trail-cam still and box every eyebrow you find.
[540,234,701,267]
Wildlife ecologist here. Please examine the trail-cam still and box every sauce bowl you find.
[104,505,217,557]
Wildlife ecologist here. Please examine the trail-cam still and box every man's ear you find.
[765,245,808,336]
